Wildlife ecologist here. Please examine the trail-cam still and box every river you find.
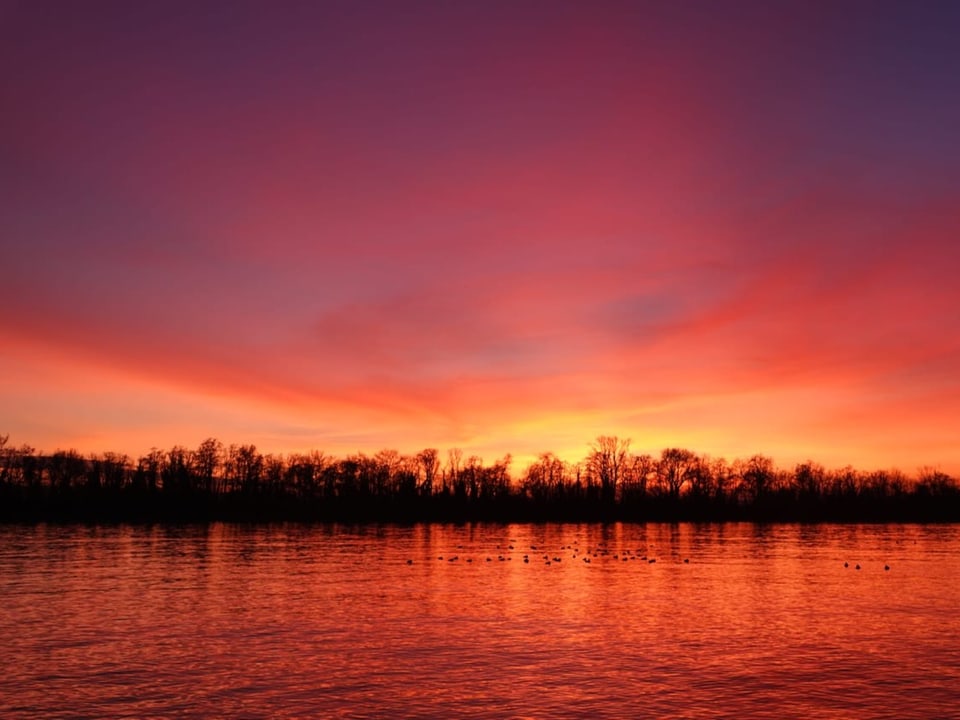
[1,523,957,718]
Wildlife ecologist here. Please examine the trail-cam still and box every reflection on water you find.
[1,523,958,718]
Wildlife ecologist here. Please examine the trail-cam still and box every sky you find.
[2,0,959,473]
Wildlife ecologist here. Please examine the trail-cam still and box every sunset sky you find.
[2,0,959,473]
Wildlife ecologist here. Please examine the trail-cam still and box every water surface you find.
[1,523,957,718]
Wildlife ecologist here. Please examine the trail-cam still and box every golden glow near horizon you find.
[3,336,957,475]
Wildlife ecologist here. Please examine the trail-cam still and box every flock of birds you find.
[405,541,691,566]
[403,541,892,571]
[846,561,891,571]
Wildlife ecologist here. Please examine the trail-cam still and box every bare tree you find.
[447,448,464,498]
[743,454,775,501]
[658,448,697,499]
[134,449,164,492]
[226,444,263,495]
[588,436,631,503]
[621,453,655,503]
[162,446,193,493]
[416,448,440,497]
[793,461,825,499]
[686,454,715,499]
[194,438,223,494]
[523,452,568,502]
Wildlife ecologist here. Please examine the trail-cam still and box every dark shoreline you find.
[2,436,958,524]
[4,493,959,525]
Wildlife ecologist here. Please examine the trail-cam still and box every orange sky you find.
[2,2,959,474]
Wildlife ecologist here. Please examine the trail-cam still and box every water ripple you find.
[1,523,958,718]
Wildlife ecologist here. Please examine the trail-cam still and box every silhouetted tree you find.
[588,436,631,504]
[446,448,464,499]
[658,448,697,500]
[393,453,419,500]
[793,461,826,500]
[709,457,733,504]
[828,465,861,500]
[2,430,958,522]
[46,449,86,491]
[162,446,193,494]
[226,444,263,495]
[743,454,775,503]
[285,451,328,499]
[917,467,957,496]
[416,449,440,497]
[621,453,655,504]
[194,438,223,494]
[523,453,564,503]
[96,452,128,491]
[134,449,163,493]
[686,454,715,500]
[480,455,512,500]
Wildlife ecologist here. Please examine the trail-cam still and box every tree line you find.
[1,434,957,522]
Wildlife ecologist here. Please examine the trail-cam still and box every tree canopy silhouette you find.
[0,433,956,522]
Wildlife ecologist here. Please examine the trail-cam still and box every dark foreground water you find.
[1,523,958,719]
